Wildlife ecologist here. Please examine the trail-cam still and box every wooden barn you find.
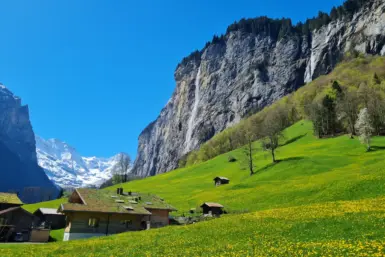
[213,177,230,186]
[33,208,66,229]
[200,202,224,217]
[0,207,39,242]
[59,188,176,241]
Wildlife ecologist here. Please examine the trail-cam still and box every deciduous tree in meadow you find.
[239,121,260,176]
[261,107,289,163]
[355,108,374,151]
[337,90,359,137]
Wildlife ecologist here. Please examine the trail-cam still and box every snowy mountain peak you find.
[36,136,126,188]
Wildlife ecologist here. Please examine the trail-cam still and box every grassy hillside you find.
[109,120,385,214]
[7,120,385,256]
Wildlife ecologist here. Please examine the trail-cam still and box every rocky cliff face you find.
[0,85,59,203]
[133,0,385,177]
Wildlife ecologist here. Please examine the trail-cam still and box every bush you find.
[227,156,237,162]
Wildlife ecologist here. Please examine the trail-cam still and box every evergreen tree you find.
[330,7,339,20]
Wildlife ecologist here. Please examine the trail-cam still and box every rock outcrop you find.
[133,0,385,177]
[0,85,59,203]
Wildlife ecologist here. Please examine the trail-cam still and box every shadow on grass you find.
[281,134,307,147]
[369,146,385,152]
[252,157,305,175]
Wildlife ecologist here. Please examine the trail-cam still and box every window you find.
[0,217,6,226]
[88,218,99,228]
[121,220,132,228]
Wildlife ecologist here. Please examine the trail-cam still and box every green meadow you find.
[2,120,385,256]
[109,121,385,214]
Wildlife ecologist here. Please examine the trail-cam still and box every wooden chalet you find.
[200,202,224,217]
[33,208,66,230]
[59,188,176,241]
[0,192,52,243]
[0,207,39,242]
[213,177,230,186]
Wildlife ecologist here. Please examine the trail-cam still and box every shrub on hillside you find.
[227,156,237,162]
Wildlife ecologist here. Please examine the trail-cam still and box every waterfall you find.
[185,67,201,153]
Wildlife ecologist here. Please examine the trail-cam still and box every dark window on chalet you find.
[88,218,99,228]
[121,220,133,228]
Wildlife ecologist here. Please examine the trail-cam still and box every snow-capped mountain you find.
[35,135,126,188]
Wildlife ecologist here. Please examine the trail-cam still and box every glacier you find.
[36,135,127,188]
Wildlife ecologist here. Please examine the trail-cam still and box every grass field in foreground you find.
[1,197,385,256]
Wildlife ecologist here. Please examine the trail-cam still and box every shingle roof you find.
[0,192,22,205]
[0,207,20,215]
[59,188,176,215]
[0,207,34,217]
[201,202,224,208]
[214,177,230,181]
[37,208,64,216]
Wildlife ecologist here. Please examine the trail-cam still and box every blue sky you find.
[0,0,343,158]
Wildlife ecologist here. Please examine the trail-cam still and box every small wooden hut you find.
[33,208,66,229]
[200,202,224,217]
[213,177,230,186]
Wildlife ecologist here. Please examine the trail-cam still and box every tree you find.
[239,121,260,176]
[358,82,370,108]
[330,7,339,20]
[337,90,359,137]
[307,94,338,138]
[332,81,343,98]
[355,108,374,151]
[308,101,325,138]
[322,95,338,136]
[367,90,385,135]
[261,107,289,163]
[113,153,131,184]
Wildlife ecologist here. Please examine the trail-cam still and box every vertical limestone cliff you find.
[0,85,59,203]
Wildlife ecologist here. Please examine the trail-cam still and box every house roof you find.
[36,208,64,216]
[213,177,230,181]
[0,207,35,217]
[201,202,224,208]
[0,192,22,205]
[59,188,176,215]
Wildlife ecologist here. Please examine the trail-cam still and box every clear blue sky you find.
[0,0,343,158]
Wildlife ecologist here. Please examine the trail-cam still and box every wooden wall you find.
[148,209,170,228]
[65,212,149,235]
[202,206,223,216]
[30,229,50,242]
[0,208,37,232]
